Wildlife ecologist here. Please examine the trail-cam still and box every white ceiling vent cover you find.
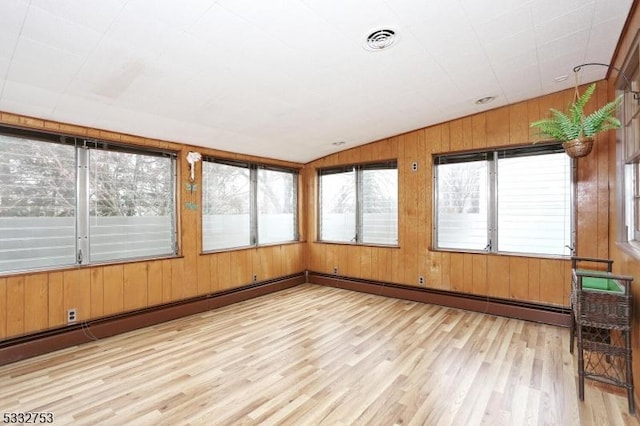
[364,28,397,51]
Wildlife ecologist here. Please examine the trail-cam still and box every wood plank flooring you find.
[0,283,637,425]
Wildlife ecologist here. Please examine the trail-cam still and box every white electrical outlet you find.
[253,274,258,283]
[333,266,338,275]
[67,308,77,324]
[419,276,425,286]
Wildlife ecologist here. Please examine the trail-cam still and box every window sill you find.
[201,240,304,255]
[0,253,182,279]
[429,247,569,261]
[314,240,400,249]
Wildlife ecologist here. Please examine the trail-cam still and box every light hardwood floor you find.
[0,284,637,425]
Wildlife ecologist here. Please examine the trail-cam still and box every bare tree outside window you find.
[202,161,298,250]
[319,163,398,245]
[258,168,296,244]
[319,170,356,242]
[437,162,482,214]
[88,150,175,262]
[202,162,251,250]
[0,134,177,272]
[0,136,75,218]
[89,150,173,217]
[436,161,488,251]
[0,136,77,271]
[435,146,571,255]
[202,162,250,216]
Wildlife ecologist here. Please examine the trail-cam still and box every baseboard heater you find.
[307,271,571,327]
[0,272,306,366]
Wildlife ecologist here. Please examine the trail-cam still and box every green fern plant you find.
[530,83,623,142]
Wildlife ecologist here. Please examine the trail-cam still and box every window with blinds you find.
[319,161,398,246]
[435,153,488,251]
[87,148,176,262]
[434,144,573,256]
[619,43,640,245]
[0,132,76,272]
[319,167,356,242]
[202,161,251,251]
[257,167,297,245]
[0,127,177,275]
[201,159,298,251]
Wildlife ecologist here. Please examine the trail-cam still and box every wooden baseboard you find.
[308,272,571,327]
[0,273,306,366]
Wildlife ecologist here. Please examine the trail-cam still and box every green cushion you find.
[581,276,624,293]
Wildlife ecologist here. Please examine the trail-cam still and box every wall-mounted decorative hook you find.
[186,151,202,182]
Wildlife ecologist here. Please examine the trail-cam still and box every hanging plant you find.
[530,82,623,158]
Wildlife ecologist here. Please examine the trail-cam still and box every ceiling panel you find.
[0,80,64,121]
[534,4,595,46]
[125,0,217,30]
[30,0,128,33]
[531,0,596,24]
[472,7,534,44]
[20,6,101,58]
[8,38,84,91]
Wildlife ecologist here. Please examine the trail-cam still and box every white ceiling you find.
[0,0,633,163]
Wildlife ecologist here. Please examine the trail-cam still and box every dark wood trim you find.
[609,0,639,80]
[0,273,306,366]
[308,272,571,327]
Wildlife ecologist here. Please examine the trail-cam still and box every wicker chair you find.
[569,256,612,353]
[569,256,634,414]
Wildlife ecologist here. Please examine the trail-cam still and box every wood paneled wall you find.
[304,85,613,308]
[0,112,305,341]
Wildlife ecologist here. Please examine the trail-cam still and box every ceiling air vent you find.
[364,28,397,51]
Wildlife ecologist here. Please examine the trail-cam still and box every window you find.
[619,45,640,246]
[434,144,573,256]
[624,163,640,242]
[319,161,398,245]
[0,127,177,274]
[0,132,76,272]
[202,161,251,250]
[258,167,298,245]
[318,167,356,242]
[435,154,488,251]
[202,159,298,251]
[87,147,176,262]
